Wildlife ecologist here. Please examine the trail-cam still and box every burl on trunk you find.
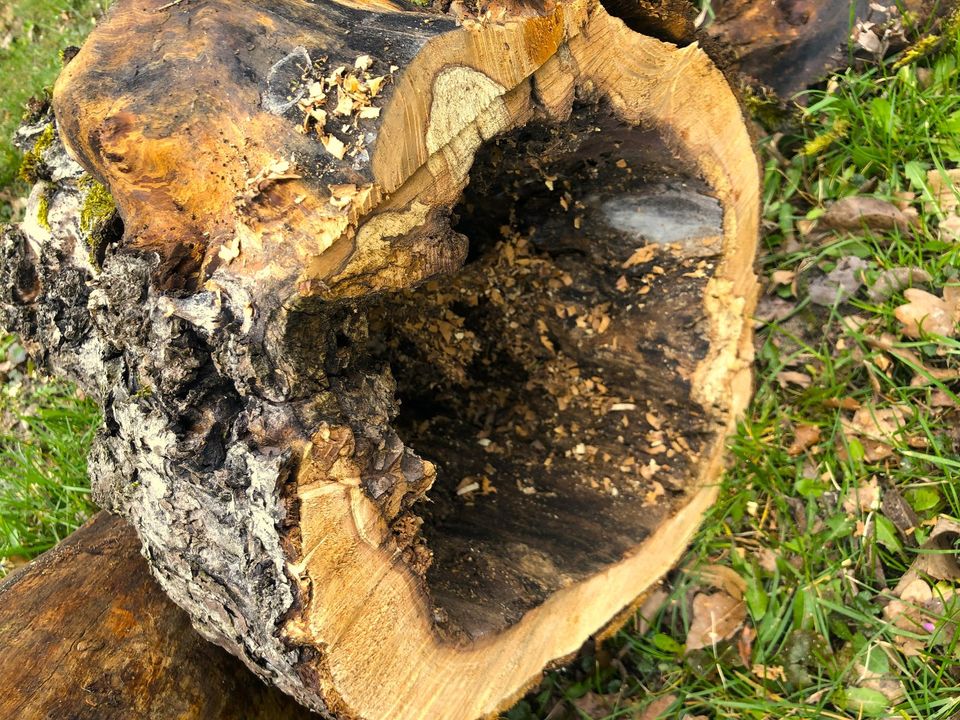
[1,0,759,717]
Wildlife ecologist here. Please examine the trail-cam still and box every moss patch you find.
[77,174,117,267]
[36,185,51,232]
[17,123,55,184]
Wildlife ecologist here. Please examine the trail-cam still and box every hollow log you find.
[0,0,760,717]
[0,512,316,720]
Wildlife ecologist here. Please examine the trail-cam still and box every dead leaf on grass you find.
[893,517,960,592]
[867,267,932,302]
[841,405,908,462]
[777,370,812,389]
[636,695,677,720]
[696,564,747,600]
[894,287,960,339]
[752,664,787,682]
[635,589,669,636]
[685,591,747,651]
[820,196,910,234]
[842,477,882,514]
[788,424,821,456]
[808,256,869,307]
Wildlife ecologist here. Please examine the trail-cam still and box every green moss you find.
[17,123,55,184]
[36,186,51,232]
[741,86,788,130]
[893,34,942,70]
[77,175,117,267]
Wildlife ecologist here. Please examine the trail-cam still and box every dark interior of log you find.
[349,100,728,640]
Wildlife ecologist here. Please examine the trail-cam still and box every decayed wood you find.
[0,512,316,720]
[709,0,956,97]
[0,0,760,718]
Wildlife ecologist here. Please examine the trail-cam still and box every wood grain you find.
[0,512,317,720]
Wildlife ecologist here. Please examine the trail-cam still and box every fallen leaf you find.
[925,167,960,215]
[636,695,677,720]
[770,269,795,286]
[777,371,812,389]
[788,424,821,456]
[571,691,614,718]
[867,267,932,302]
[881,487,921,546]
[842,477,882,514]
[697,565,747,600]
[752,664,787,682]
[685,591,746,651]
[893,517,960,592]
[635,589,669,636]
[938,213,960,242]
[895,287,960,338]
[842,405,908,462]
[808,256,869,306]
[820,196,910,234]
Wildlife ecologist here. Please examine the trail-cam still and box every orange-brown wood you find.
[0,513,317,720]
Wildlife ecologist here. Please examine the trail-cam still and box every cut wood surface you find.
[1,0,760,718]
[0,512,316,720]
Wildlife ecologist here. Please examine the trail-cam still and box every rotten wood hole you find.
[2,0,760,717]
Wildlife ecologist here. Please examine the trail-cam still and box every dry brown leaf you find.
[842,405,908,462]
[752,664,787,682]
[820,196,910,234]
[685,591,746,651]
[697,565,747,600]
[842,477,882,514]
[777,370,812,389]
[788,424,821,456]
[635,695,677,720]
[755,547,778,573]
[926,168,960,215]
[572,691,625,718]
[894,287,960,339]
[853,651,906,704]
[893,517,960,593]
[770,269,795,286]
[938,214,960,242]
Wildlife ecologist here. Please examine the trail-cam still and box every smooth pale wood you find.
[0,512,316,720]
[2,0,762,717]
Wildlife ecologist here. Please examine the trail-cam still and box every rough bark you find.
[0,512,317,720]
[1,0,760,718]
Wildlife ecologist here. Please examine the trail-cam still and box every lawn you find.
[2,3,960,720]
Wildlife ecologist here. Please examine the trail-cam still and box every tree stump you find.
[1,0,759,717]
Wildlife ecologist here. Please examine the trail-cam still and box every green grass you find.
[507,17,960,720]
[0,1,107,572]
[1,2,959,718]
[0,0,109,217]
[0,339,99,574]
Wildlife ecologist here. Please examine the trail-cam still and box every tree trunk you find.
[1,0,760,718]
[0,512,316,720]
